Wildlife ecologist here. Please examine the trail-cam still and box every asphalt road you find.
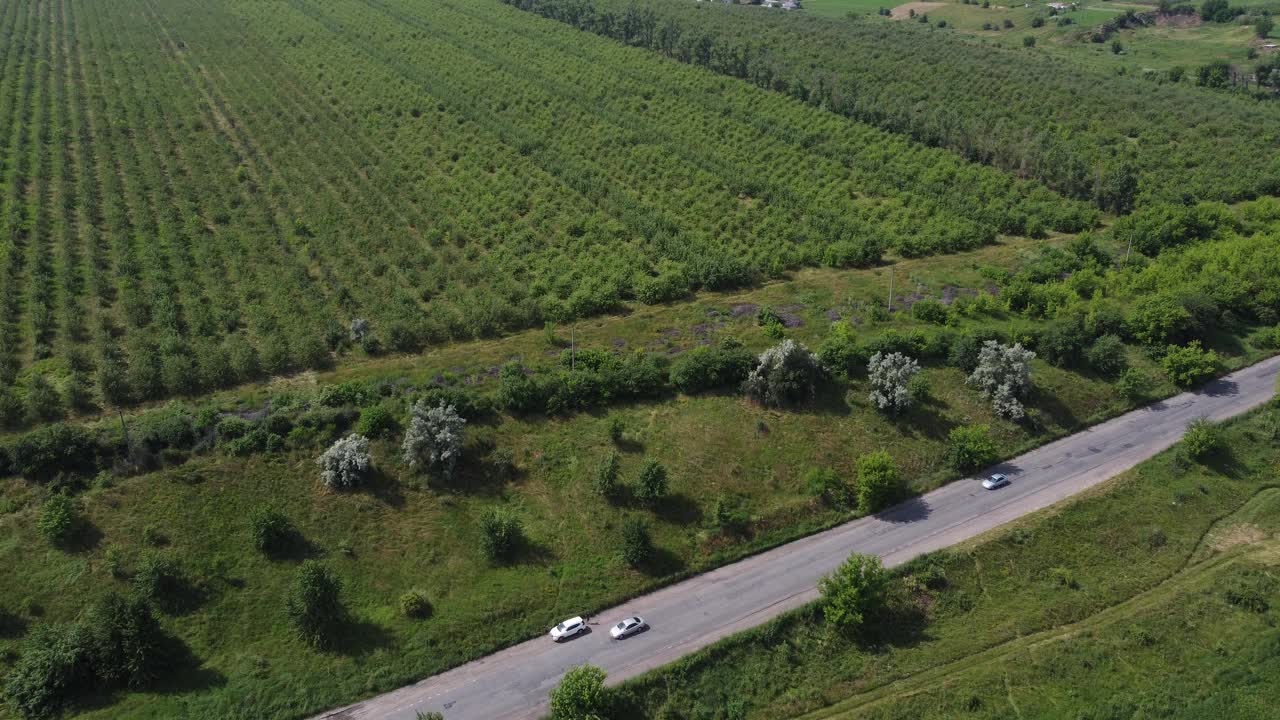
[316,356,1280,720]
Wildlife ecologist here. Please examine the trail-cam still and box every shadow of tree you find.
[0,607,27,638]
[263,529,321,563]
[329,617,397,657]
[651,493,703,526]
[635,545,686,578]
[358,465,405,508]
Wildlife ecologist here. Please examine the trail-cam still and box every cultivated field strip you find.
[0,0,1090,414]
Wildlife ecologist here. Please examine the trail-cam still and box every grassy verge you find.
[608,405,1280,720]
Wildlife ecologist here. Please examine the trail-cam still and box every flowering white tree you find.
[317,434,371,490]
[743,339,823,407]
[401,401,466,479]
[967,341,1035,420]
[868,352,919,414]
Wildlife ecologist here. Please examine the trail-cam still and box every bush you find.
[743,340,823,407]
[1162,341,1220,387]
[479,508,523,562]
[857,451,902,513]
[594,452,621,499]
[549,664,610,720]
[1086,334,1128,376]
[947,425,998,472]
[634,459,669,506]
[668,338,753,394]
[1116,367,1152,400]
[1181,418,1222,461]
[316,434,372,490]
[9,423,97,480]
[816,322,866,378]
[3,622,95,719]
[250,506,297,555]
[287,560,345,649]
[84,592,170,689]
[131,554,186,613]
[948,329,1003,372]
[37,494,82,547]
[709,494,751,535]
[910,299,948,325]
[806,467,855,510]
[401,402,465,479]
[399,590,432,619]
[867,352,920,414]
[818,553,889,633]
[354,403,400,439]
[621,517,653,567]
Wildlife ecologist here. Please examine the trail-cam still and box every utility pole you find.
[887,265,894,313]
[1123,234,1134,267]
[571,323,576,372]
[118,410,134,468]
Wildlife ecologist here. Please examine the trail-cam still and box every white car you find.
[982,473,1011,490]
[549,616,587,642]
[609,616,647,639]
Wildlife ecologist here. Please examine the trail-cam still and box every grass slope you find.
[610,405,1280,720]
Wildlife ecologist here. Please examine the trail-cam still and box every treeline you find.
[502,0,1280,209]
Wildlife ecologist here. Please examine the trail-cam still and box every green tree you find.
[37,494,82,547]
[947,425,998,472]
[594,451,621,499]
[250,506,297,555]
[479,508,523,562]
[287,560,345,649]
[1085,334,1128,377]
[1162,341,1220,387]
[621,517,653,567]
[1257,14,1274,38]
[85,593,170,689]
[634,459,669,505]
[1181,418,1222,461]
[744,339,824,407]
[26,374,64,423]
[818,553,890,632]
[549,664,610,720]
[856,451,902,513]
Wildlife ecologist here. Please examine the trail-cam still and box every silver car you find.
[609,616,647,639]
[982,473,1011,490]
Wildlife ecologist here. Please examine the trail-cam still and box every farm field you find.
[541,0,1280,206]
[603,402,1280,720]
[0,0,1091,420]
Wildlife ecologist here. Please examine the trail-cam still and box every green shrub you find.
[399,590,432,619]
[1116,367,1152,400]
[131,554,187,613]
[9,423,98,480]
[621,517,653,567]
[744,340,824,407]
[816,322,866,378]
[669,338,753,394]
[806,467,854,510]
[947,425,998,473]
[478,508,523,563]
[37,495,82,547]
[911,300,948,325]
[856,450,902,514]
[549,664,610,720]
[594,452,621,499]
[1162,341,1220,387]
[1086,334,1128,376]
[634,459,669,506]
[1181,418,1222,461]
[818,553,889,633]
[250,506,297,555]
[287,560,345,649]
[355,402,400,439]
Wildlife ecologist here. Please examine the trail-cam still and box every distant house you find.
[781,0,800,8]
[1048,2,1074,9]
